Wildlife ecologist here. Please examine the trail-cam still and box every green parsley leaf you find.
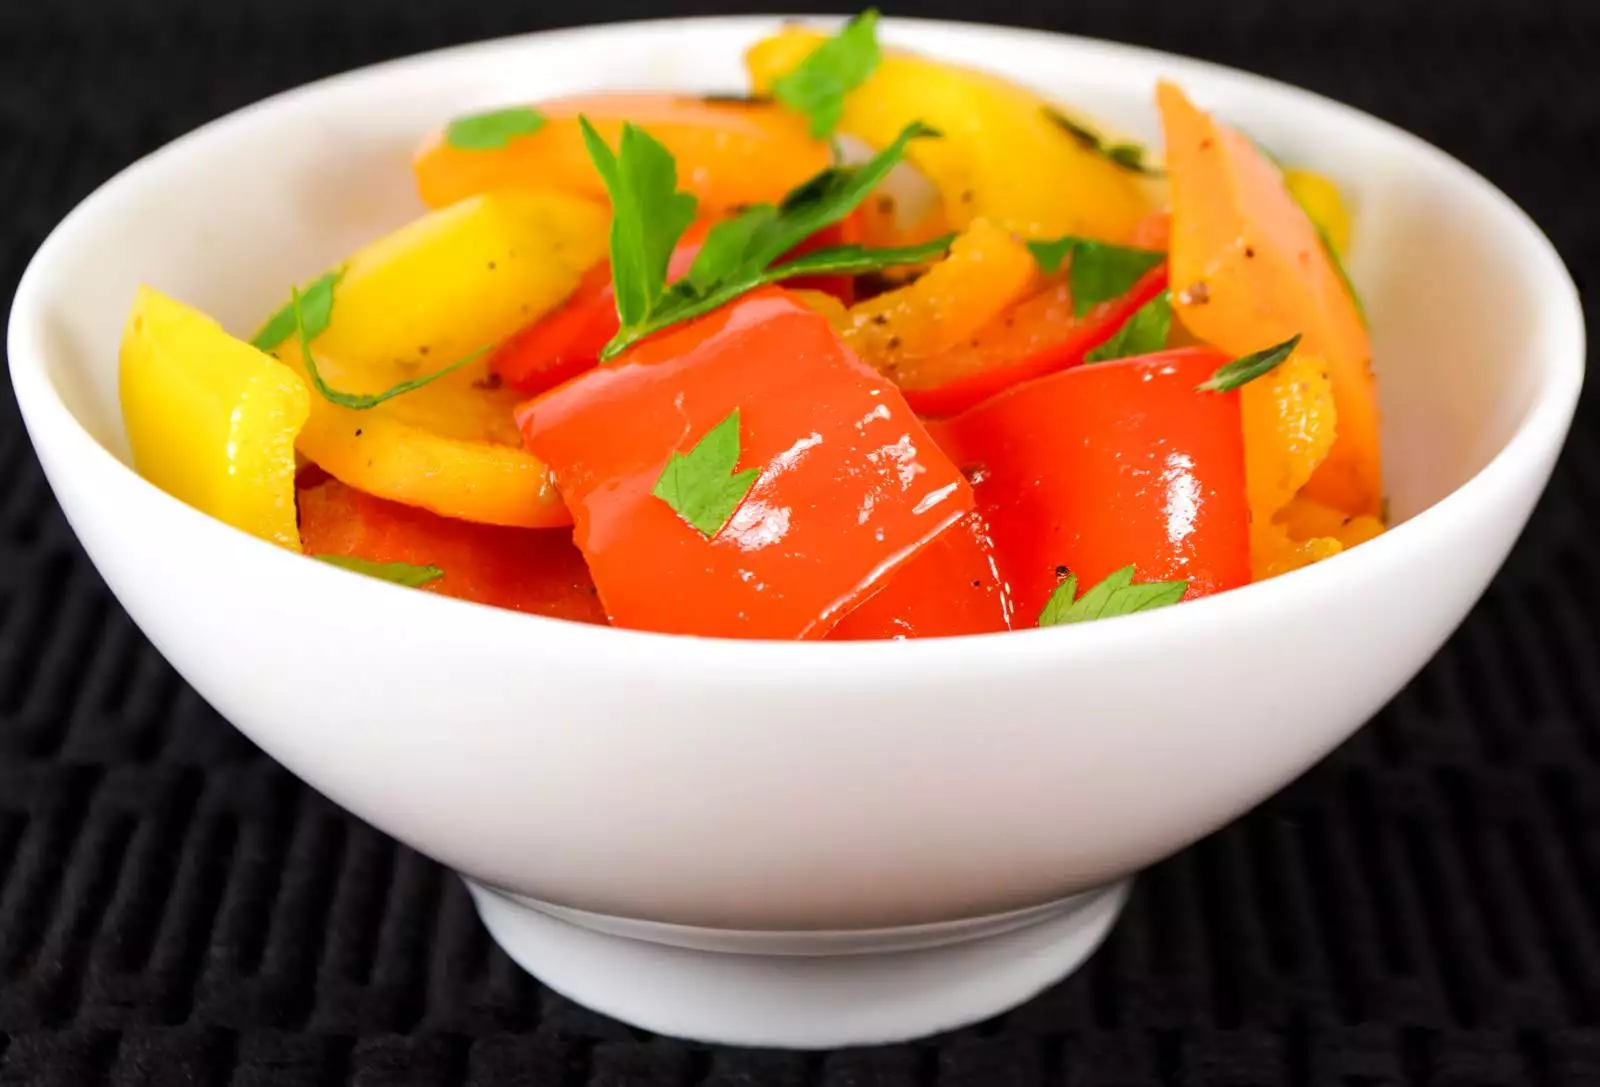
[1085,291,1172,363]
[581,118,699,330]
[289,287,486,410]
[1037,565,1189,627]
[1024,237,1079,275]
[1045,108,1100,151]
[764,236,955,278]
[1107,142,1155,173]
[771,9,882,138]
[1196,334,1302,394]
[683,206,781,295]
[250,267,345,351]
[591,120,938,359]
[700,92,773,106]
[1303,214,1367,329]
[445,106,547,150]
[1043,107,1163,176]
[652,409,761,538]
[748,119,939,271]
[314,554,444,587]
[1027,237,1166,317]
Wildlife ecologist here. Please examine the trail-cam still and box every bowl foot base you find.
[464,878,1131,1048]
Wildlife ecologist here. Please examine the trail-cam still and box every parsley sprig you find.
[652,409,760,537]
[1197,334,1302,394]
[1027,236,1166,317]
[445,106,547,150]
[1044,108,1163,176]
[585,117,948,360]
[288,287,487,411]
[1038,565,1189,626]
[771,9,882,138]
[251,268,344,351]
[1085,291,1172,363]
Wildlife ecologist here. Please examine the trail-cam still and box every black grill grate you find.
[3,0,1599,1082]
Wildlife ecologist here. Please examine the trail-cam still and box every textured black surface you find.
[2,0,1598,1082]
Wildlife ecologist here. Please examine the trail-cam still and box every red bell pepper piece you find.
[933,346,1251,623]
[894,264,1169,418]
[491,214,864,396]
[516,288,974,639]
[489,221,717,395]
[828,512,1012,640]
[298,476,607,623]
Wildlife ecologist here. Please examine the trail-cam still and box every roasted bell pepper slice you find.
[484,259,619,397]
[516,289,974,639]
[1238,348,1340,578]
[840,218,1038,370]
[933,346,1251,621]
[891,263,1169,418]
[828,513,1012,639]
[298,475,606,622]
[488,216,863,396]
[488,220,716,395]
[298,189,609,375]
[1277,496,1384,551]
[1254,493,1384,580]
[273,190,609,528]
[747,28,1154,241]
[1158,82,1380,516]
[415,93,830,213]
[1283,168,1351,255]
[119,286,309,549]
[855,175,953,253]
[1252,523,1343,581]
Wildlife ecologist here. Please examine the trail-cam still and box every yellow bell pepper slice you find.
[1240,350,1338,529]
[1252,524,1344,581]
[1277,496,1385,550]
[308,189,610,371]
[1283,168,1351,255]
[119,285,309,549]
[272,190,609,528]
[747,27,1153,242]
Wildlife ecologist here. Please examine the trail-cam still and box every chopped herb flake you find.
[445,106,547,150]
[652,409,761,538]
[1038,565,1189,626]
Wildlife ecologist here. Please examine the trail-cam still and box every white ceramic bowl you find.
[7,15,1583,1050]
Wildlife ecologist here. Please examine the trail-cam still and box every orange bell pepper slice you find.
[1157,81,1381,516]
[416,93,830,213]
[516,289,974,639]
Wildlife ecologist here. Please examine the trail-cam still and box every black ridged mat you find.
[2,0,1598,1082]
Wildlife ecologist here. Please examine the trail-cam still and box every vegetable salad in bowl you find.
[118,10,1383,640]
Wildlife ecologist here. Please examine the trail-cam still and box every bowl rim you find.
[7,13,1587,669]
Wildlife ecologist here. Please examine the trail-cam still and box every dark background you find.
[2,0,1598,1083]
